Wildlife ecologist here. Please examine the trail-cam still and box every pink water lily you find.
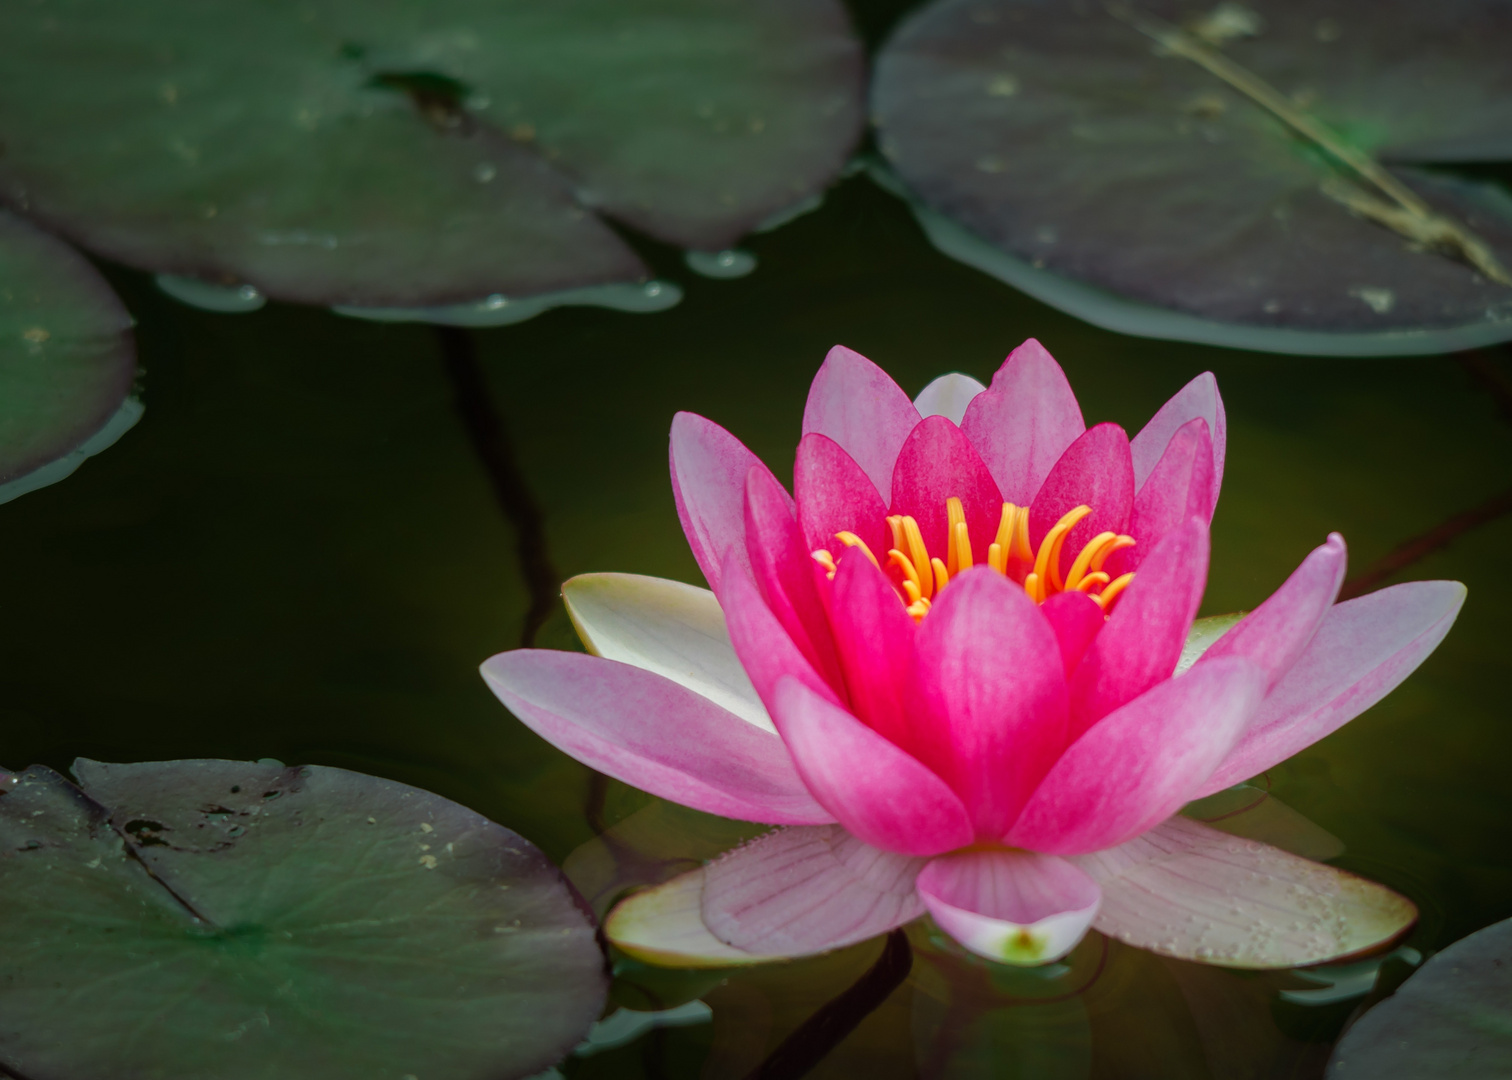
[482,340,1464,968]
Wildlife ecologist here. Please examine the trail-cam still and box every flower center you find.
[812,499,1135,622]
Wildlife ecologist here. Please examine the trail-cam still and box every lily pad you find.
[872,0,1512,355]
[0,0,863,308]
[0,759,607,1080]
[0,210,136,493]
[1327,916,1512,1078]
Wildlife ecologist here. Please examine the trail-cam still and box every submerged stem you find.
[1107,3,1512,286]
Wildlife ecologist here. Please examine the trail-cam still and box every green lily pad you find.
[1327,917,1512,1078]
[0,210,136,495]
[0,759,607,1080]
[0,0,863,308]
[872,0,1512,355]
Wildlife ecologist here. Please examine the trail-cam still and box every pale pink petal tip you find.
[917,849,1102,966]
[914,372,988,424]
[802,345,920,500]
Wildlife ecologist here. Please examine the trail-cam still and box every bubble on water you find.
[156,274,266,313]
[684,248,757,279]
[333,279,682,327]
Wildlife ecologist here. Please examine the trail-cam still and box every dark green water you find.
[3,11,1512,1072]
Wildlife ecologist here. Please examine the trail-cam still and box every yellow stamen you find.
[945,497,967,576]
[1064,531,1116,591]
[1096,572,1136,611]
[812,549,837,578]
[1023,571,1042,603]
[886,515,907,554]
[901,516,933,598]
[953,521,974,572]
[1012,506,1033,562]
[834,531,880,569]
[1073,571,1110,593]
[1091,534,1135,572]
[905,596,932,621]
[993,503,1018,554]
[890,549,924,601]
[931,557,950,593]
[1033,506,1092,595]
[987,541,1006,575]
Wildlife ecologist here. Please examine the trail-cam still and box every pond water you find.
[3,2,1511,1077]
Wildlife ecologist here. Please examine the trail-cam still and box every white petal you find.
[603,867,770,968]
[564,572,774,733]
[913,373,987,425]
[1074,817,1416,968]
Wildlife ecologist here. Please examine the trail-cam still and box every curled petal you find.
[1130,371,1226,509]
[802,344,921,501]
[914,372,987,424]
[1075,817,1416,968]
[916,849,1101,966]
[1199,579,1466,795]
[961,338,1086,506]
[794,432,890,565]
[671,411,783,592]
[1010,656,1265,854]
[563,572,772,733]
[889,415,1004,567]
[1198,533,1347,692]
[481,651,833,825]
[770,676,974,857]
[1115,417,1214,574]
[702,825,928,955]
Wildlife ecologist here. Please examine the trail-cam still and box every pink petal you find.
[1199,579,1466,795]
[1075,816,1417,968]
[701,824,927,955]
[793,432,890,560]
[770,676,974,857]
[1009,656,1265,854]
[1028,423,1134,583]
[889,415,1004,563]
[718,553,843,708]
[1067,517,1210,736]
[802,345,921,501]
[481,650,833,825]
[671,411,785,592]
[744,466,844,690]
[916,849,1101,965]
[1040,589,1106,678]
[911,569,1069,837]
[1197,533,1347,692]
[1131,371,1226,511]
[1114,417,1214,574]
[914,372,987,424]
[824,551,919,752]
[960,338,1086,506]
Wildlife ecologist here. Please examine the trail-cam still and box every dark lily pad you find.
[0,0,863,308]
[0,210,136,496]
[872,0,1512,355]
[1327,916,1512,1078]
[0,759,606,1080]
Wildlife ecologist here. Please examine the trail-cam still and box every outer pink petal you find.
[1009,656,1265,854]
[481,650,833,826]
[1198,533,1347,692]
[911,569,1069,837]
[1113,417,1214,574]
[916,849,1101,965]
[802,345,921,501]
[1130,371,1226,510]
[1028,423,1134,583]
[1040,589,1106,678]
[960,338,1086,506]
[744,467,844,690]
[701,824,927,955]
[889,415,1004,562]
[1199,580,1466,795]
[770,676,974,857]
[718,553,843,708]
[671,411,785,592]
[914,372,987,424]
[1068,517,1210,737]
[824,551,918,751]
[793,432,890,559]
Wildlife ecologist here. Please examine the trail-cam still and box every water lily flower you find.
[482,340,1464,969]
